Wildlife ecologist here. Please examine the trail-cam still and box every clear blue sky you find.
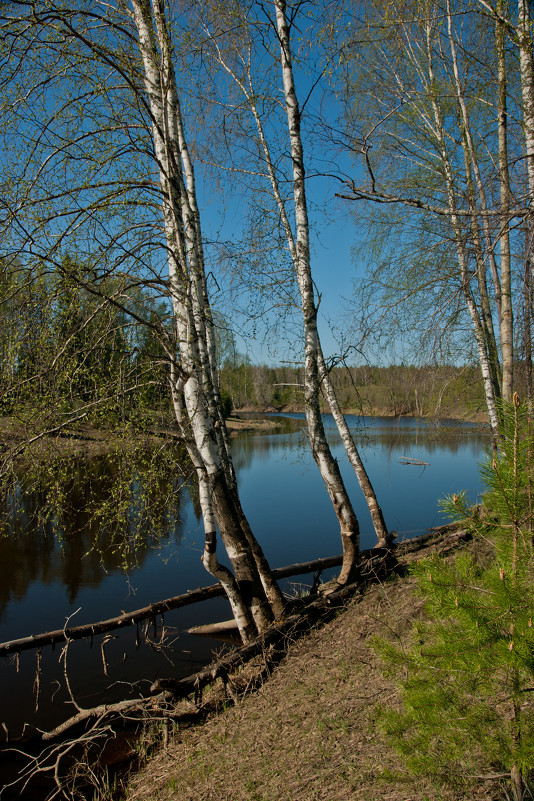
[201,186,361,367]
[184,1,369,368]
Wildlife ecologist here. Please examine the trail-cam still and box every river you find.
[0,413,489,793]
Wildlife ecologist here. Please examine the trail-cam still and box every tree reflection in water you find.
[0,445,195,617]
[0,416,489,747]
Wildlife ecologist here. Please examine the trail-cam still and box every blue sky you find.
[0,0,371,369]
[200,183,362,366]
[174,0,373,368]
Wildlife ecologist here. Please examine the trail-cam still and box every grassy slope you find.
[126,546,500,801]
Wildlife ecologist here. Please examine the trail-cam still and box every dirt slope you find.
[127,558,501,801]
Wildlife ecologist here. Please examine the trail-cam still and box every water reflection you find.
[0,413,490,753]
[0,448,193,619]
[231,414,488,468]
[0,416,490,632]
[233,414,490,563]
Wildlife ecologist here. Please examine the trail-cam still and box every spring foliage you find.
[376,396,534,792]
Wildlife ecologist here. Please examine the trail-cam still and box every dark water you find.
[0,414,489,749]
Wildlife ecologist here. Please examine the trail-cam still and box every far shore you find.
[232,405,490,425]
[0,406,489,463]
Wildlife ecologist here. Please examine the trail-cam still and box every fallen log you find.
[399,456,430,466]
[398,524,470,554]
[0,583,225,657]
[187,619,241,642]
[37,526,473,743]
[42,548,399,741]
[40,691,174,742]
[0,525,465,658]
[153,548,401,702]
[0,554,344,657]
[152,530,471,699]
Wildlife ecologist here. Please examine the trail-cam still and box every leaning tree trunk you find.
[209,14,389,569]
[170,64,286,621]
[273,0,362,582]
[317,346,390,546]
[131,0,280,637]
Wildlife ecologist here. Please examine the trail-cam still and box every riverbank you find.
[235,404,490,424]
[126,539,497,801]
[0,407,488,463]
[0,413,287,463]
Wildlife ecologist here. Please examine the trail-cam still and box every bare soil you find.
[0,414,287,463]
[126,544,501,801]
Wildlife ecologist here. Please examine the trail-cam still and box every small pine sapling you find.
[375,395,534,801]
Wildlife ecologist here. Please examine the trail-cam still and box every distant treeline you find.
[219,360,499,420]
[1,255,522,426]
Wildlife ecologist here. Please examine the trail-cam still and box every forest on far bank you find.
[219,358,492,421]
[0,257,495,427]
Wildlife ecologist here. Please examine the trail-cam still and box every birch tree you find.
[338,0,527,442]
[273,0,390,565]
[193,0,390,585]
[0,0,285,640]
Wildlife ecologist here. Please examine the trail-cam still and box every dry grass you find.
[126,553,504,801]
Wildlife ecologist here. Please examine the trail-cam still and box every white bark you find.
[130,0,281,635]
[518,0,534,205]
[518,0,534,411]
[496,0,514,403]
[422,11,501,440]
[205,3,388,559]
[272,0,362,577]
[316,347,389,545]
[374,9,502,441]
[446,0,512,403]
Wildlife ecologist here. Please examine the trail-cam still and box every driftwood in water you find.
[38,526,471,742]
[399,456,430,466]
[42,547,399,742]
[0,583,225,657]
[185,528,465,641]
[155,528,470,697]
[187,619,242,642]
[156,546,401,701]
[176,548,400,695]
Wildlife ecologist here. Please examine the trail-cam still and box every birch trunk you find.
[422,12,501,442]
[168,363,257,640]
[131,0,280,636]
[317,347,389,545]
[460,136,502,401]
[518,0,534,204]
[273,0,361,581]
[207,12,387,557]
[525,255,533,413]
[160,16,285,620]
[446,0,512,404]
[496,0,514,402]
[518,0,534,415]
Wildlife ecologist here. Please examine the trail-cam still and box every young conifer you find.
[376,395,534,801]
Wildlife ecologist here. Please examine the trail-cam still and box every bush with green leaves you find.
[376,396,534,800]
